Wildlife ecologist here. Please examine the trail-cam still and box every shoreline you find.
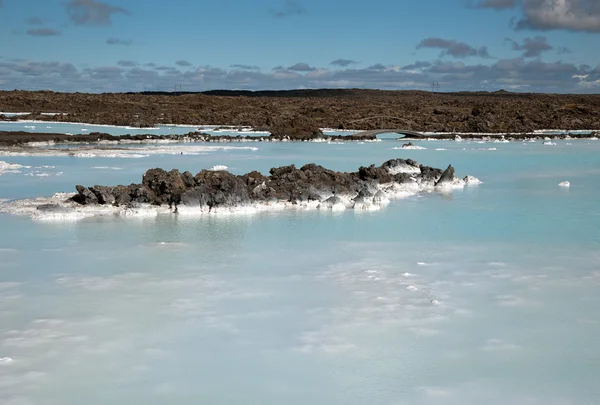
[0,129,598,149]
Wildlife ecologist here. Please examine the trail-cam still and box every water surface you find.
[1,138,599,405]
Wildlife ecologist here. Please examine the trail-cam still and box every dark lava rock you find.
[265,114,324,138]
[142,168,188,206]
[420,165,444,182]
[70,159,459,210]
[36,204,71,214]
[128,184,158,204]
[89,186,116,205]
[434,165,455,186]
[181,170,251,208]
[73,185,98,205]
[358,164,393,184]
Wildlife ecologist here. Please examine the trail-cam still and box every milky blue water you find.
[0,120,274,137]
[1,137,600,405]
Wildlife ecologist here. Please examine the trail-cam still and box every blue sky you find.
[0,0,599,93]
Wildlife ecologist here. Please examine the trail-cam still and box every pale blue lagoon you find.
[1,137,600,404]
[0,120,271,137]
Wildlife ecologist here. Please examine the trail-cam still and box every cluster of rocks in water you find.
[2,130,598,148]
[70,159,462,211]
[0,131,377,147]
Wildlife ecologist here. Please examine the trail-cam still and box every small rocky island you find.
[0,158,481,220]
[70,159,474,211]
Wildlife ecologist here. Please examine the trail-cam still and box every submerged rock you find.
[69,159,471,211]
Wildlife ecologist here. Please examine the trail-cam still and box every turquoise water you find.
[0,120,274,137]
[1,138,600,404]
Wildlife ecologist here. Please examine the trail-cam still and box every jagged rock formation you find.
[70,159,464,211]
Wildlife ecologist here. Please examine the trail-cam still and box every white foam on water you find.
[435,148,447,151]
[543,141,557,146]
[210,165,228,171]
[0,161,33,176]
[24,171,63,177]
[394,145,427,150]
[435,177,467,190]
[151,242,189,248]
[74,152,150,159]
[0,161,30,173]
[0,357,14,365]
[559,181,570,188]
[27,141,56,147]
[0,144,260,158]
[464,175,483,185]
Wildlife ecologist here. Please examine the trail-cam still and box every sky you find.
[0,0,599,93]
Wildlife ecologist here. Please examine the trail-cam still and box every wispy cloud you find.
[506,35,552,58]
[287,62,316,72]
[401,61,432,70]
[26,28,61,37]
[231,64,260,70]
[330,59,358,67]
[470,0,517,10]
[27,17,45,25]
[66,0,129,27]
[367,63,386,71]
[557,46,572,55]
[270,0,306,18]
[117,60,137,67]
[417,37,491,58]
[106,38,132,46]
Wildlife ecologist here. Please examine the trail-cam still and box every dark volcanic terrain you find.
[1,89,600,134]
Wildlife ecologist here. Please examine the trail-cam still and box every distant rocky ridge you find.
[1,89,599,133]
[69,159,470,212]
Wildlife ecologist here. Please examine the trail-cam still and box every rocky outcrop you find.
[262,114,324,139]
[70,159,461,210]
[434,165,455,186]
